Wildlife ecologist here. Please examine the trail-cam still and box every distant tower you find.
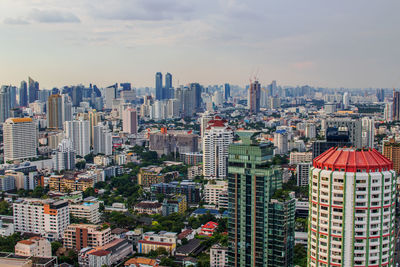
[28,77,39,104]
[0,86,11,123]
[122,108,138,134]
[248,81,261,114]
[224,83,230,100]
[155,72,163,100]
[343,92,349,109]
[165,73,172,99]
[393,89,400,121]
[47,94,63,130]
[64,120,90,157]
[19,81,28,107]
[384,102,393,122]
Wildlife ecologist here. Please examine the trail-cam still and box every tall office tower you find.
[104,85,116,109]
[0,86,11,123]
[202,116,233,179]
[64,120,90,157]
[312,127,352,158]
[190,83,202,110]
[164,72,172,99]
[325,118,362,148]
[88,110,101,147]
[53,139,75,172]
[270,80,277,96]
[9,86,17,108]
[37,89,50,103]
[93,124,112,155]
[393,90,400,121]
[19,81,28,107]
[155,72,163,100]
[228,131,295,267]
[361,117,374,148]
[224,83,230,100]
[343,92,349,109]
[120,83,131,91]
[376,88,385,102]
[308,148,396,267]
[28,77,39,103]
[71,86,83,107]
[122,108,138,134]
[61,94,72,123]
[176,85,196,117]
[13,199,69,240]
[3,118,37,162]
[248,81,261,114]
[274,129,288,155]
[383,138,400,174]
[384,102,393,122]
[200,111,214,138]
[47,94,63,130]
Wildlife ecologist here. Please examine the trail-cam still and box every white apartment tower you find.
[53,139,75,171]
[122,108,138,134]
[308,148,396,267]
[202,116,233,179]
[274,129,288,155]
[64,119,90,157]
[93,124,112,156]
[13,199,70,240]
[3,118,37,162]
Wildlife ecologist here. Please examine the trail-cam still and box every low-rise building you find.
[204,180,227,206]
[199,221,218,237]
[63,224,112,250]
[49,175,94,192]
[187,165,203,180]
[134,201,162,215]
[137,231,177,255]
[289,152,312,164]
[0,175,16,191]
[138,166,164,187]
[104,202,128,213]
[124,257,159,267]
[180,152,203,166]
[161,195,187,216]
[15,236,51,258]
[151,180,201,204]
[210,244,228,267]
[70,200,101,224]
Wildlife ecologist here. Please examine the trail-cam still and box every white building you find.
[343,92,349,109]
[296,163,311,187]
[65,119,90,157]
[3,118,37,162]
[308,148,396,267]
[15,237,52,258]
[70,201,101,224]
[200,111,214,138]
[384,102,393,122]
[13,199,69,240]
[93,124,112,156]
[289,152,312,164]
[53,139,75,172]
[204,180,228,206]
[361,117,375,148]
[122,108,138,134]
[202,117,233,179]
[274,130,288,155]
[210,244,228,267]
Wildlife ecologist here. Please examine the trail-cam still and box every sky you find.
[0,0,400,89]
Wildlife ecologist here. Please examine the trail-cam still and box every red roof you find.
[138,240,173,246]
[313,147,393,172]
[89,249,111,256]
[202,221,218,230]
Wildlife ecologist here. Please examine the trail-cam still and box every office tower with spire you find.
[308,148,396,266]
[248,81,261,114]
[47,94,63,130]
[28,77,39,104]
[0,86,11,123]
[122,108,138,134]
[228,131,295,267]
[202,116,233,179]
[3,118,38,162]
[19,81,28,107]
[155,72,163,100]
[64,119,90,157]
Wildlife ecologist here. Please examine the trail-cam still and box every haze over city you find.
[1,0,400,88]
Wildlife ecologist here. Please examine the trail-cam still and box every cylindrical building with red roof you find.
[308,147,396,267]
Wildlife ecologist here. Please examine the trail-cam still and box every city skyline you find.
[1,0,400,89]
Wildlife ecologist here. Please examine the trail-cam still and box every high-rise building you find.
[325,118,362,148]
[203,116,233,179]
[88,110,101,147]
[0,86,11,123]
[274,129,288,155]
[65,120,90,157]
[155,72,163,100]
[53,139,75,172]
[296,162,311,186]
[312,127,352,158]
[228,131,295,267]
[47,94,63,130]
[383,138,400,174]
[224,83,230,101]
[190,83,202,110]
[71,86,83,107]
[19,81,28,107]
[61,94,72,123]
[393,89,400,121]
[13,199,69,240]
[28,77,39,104]
[200,111,214,138]
[164,72,172,99]
[63,224,112,250]
[93,124,112,156]
[308,148,396,267]
[384,102,393,122]
[3,118,37,162]
[376,88,385,102]
[104,85,116,109]
[361,117,374,148]
[122,108,138,134]
[248,81,261,114]
[343,92,349,109]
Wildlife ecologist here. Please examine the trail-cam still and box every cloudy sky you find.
[0,0,399,89]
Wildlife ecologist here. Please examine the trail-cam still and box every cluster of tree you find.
[0,233,22,252]
[0,200,12,216]
[294,244,307,266]
[282,176,308,198]
[144,213,186,233]
[102,211,138,229]
[16,186,48,199]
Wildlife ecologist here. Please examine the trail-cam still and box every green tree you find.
[294,244,307,267]
[51,241,62,255]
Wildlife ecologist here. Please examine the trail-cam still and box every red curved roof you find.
[313,147,393,172]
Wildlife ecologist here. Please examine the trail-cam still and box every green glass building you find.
[227,131,295,267]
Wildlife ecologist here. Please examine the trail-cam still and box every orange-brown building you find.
[383,138,400,174]
[63,224,112,250]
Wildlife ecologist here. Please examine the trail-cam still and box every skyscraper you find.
[200,111,214,138]
[202,116,233,179]
[93,124,112,155]
[248,81,261,114]
[71,86,83,107]
[190,83,202,110]
[155,72,163,100]
[228,131,295,267]
[376,88,385,102]
[393,89,400,121]
[224,83,230,101]
[53,139,75,171]
[19,81,28,107]
[274,129,288,155]
[384,102,393,122]
[88,110,101,147]
[308,148,396,266]
[164,72,172,99]
[28,77,39,104]
[64,119,90,157]
[122,108,138,134]
[0,86,11,123]
[361,117,374,148]
[343,92,349,109]
[47,94,63,130]
[104,85,116,109]
[61,94,73,123]
[3,118,37,162]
